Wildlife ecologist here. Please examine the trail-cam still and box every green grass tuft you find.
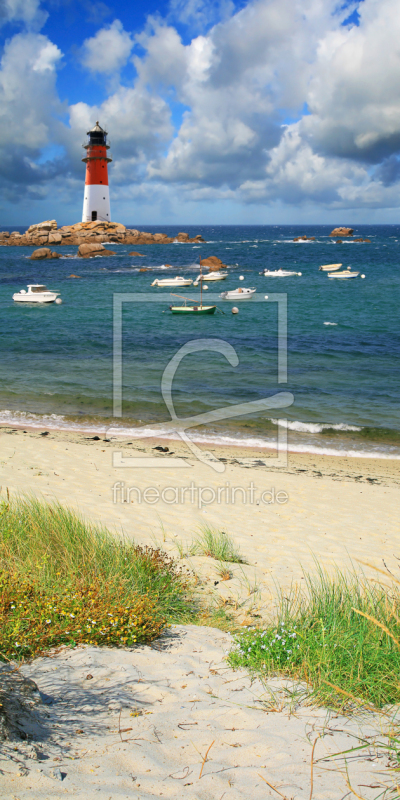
[228,565,400,709]
[190,526,246,563]
[0,497,193,661]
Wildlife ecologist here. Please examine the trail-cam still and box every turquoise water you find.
[1,224,399,457]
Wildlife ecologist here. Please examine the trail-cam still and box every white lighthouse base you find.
[82,185,111,223]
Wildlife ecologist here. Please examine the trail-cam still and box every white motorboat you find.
[193,271,228,284]
[12,284,60,303]
[151,276,193,287]
[319,263,342,271]
[220,287,256,300]
[261,269,302,277]
[327,270,360,279]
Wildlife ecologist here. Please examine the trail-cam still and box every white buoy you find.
[232,307,239,314]
[298,272,302,276]
[55,298,62,304]
[264,295,269,299]
[193,281,198,286]
[239,275,244,280]
[203,284,208,290]
[361,274,366,279]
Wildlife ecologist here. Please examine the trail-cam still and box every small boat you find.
[220,287,256,300]
[169,261,217,314]
[13,284,60,303]
[170,299,217,315]
[194,271,228,284]
[327,270,360,279]
[152,276,193,287]
[319,263,342,271]
[261,269,302,277]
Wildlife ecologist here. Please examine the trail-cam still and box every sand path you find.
[0,626,387,800]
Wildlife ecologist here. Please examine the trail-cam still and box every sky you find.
[0,0,399,225]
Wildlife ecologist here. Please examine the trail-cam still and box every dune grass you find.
[0,497,193,661]
[229,565,400,709]
[190,526,246,563]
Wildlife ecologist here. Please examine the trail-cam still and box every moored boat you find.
[194,271,228,284]
[220,287,256,300]
[13,284,60,303]
[169,302,217,314]
[327,270,360,279]
[319,263,342,271]
[261,269,302,277]
[152,276,193,287]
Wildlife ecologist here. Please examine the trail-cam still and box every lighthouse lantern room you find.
[82,122,112,223]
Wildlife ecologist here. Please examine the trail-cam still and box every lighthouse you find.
[82,122,112,223]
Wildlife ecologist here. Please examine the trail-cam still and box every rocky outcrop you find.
[29,248,61,260]
[329,227,354,237]
[0,220,206,248]
[129,252,145,256]
[293,235,315,241]
[353,238,371,243]
[200,256,228,271]
[78,243,116,258]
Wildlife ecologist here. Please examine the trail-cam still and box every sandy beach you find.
[1,426,399,798]
[1,425,399,614]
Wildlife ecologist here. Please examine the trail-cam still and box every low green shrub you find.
[0,497,192,661]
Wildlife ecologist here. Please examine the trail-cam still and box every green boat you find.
[169,262,217,314]
[170,303,216,315]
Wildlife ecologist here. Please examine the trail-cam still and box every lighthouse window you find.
[91,211,97,221]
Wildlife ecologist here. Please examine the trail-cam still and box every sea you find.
[1,224,399,459]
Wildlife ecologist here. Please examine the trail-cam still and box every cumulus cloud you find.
[132,0,400,209]
[298,0,400,165]
[0,0,46,28]
[0,31,64,199]
[168,0,235,31]
[137,0,340,190]
[80,19,133,74]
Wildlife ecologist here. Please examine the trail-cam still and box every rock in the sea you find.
[68,274,81,278]
[129,252,145,256]
[293,235,315,241]
[30,248,61,260]
[329,227,354,237]
[200,256,228,271]
[1,219,206,247]
[78,243,116,258]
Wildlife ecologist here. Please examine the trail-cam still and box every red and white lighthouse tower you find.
[82,121,112,223]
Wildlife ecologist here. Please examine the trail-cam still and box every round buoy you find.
[298,272,302,276]
[203,284,208,290]
[55,298,62,304]
[232,307,239,314]
[361,274,366,279]
[264,295,269,299]
[193,281,198,286]
[239,275,244,281]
